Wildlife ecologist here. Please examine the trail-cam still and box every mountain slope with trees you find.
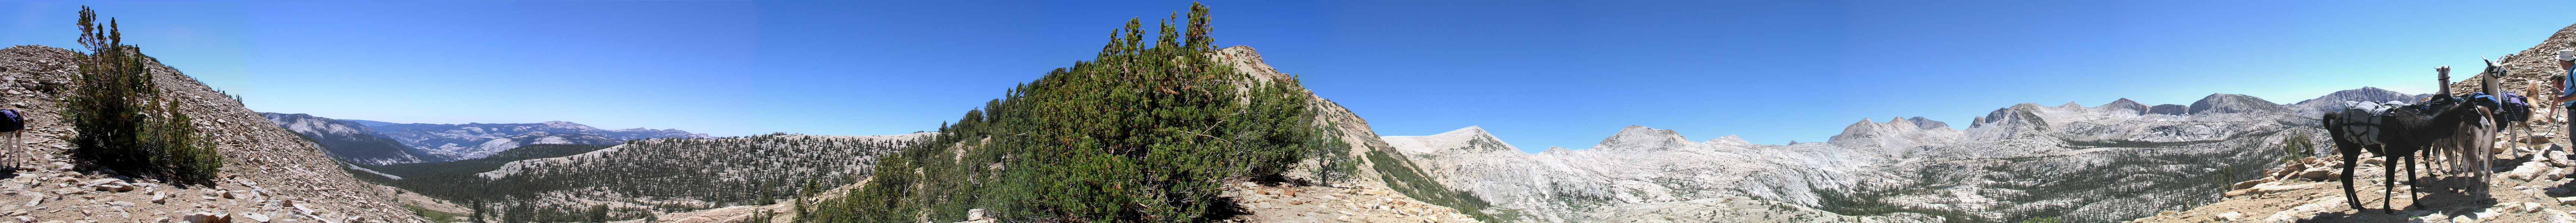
[769,4,1501,223]
[367,133,920,223]
[265,112,446,165]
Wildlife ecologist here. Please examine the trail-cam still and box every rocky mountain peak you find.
[1449,125,1487,134]
[1906,116,1950,130]
[2100,98,2150,115]
[1384,126,1517,155]
[1974,103,2052,126]
[1881,117,1918,130]
[1593,125,1690,151]
[1843,118,1887,134]
[2186,93,2288,114]
[1964,103,2063,141]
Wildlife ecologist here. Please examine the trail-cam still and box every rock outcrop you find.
[2101,98,2150,115]
[0,45,432,223]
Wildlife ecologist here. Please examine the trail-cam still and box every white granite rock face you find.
[1386,93,2324,222]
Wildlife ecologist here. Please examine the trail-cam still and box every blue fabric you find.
[2564,68,2576,107]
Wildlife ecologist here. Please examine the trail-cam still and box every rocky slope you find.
[1212,46,1500,223]
[1384,92,2329,222]
[0,45,431,223]
[361,120,704,162]
[263,113,438,166]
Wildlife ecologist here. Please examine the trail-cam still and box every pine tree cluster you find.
[64,6,222,184]
[803,3,1345,222]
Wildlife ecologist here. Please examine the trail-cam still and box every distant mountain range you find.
[263,113,441,165]
[1370,87,2468,222]
[261,113,706,164]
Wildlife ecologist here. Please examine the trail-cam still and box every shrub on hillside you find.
[63,6,222,185]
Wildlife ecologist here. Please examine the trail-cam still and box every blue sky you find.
[2,0,2572,153]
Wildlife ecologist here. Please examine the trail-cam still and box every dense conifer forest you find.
[801,3,1346,222]
[360,134,913,223]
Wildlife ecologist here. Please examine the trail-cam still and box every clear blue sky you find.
[3,0,2572,153]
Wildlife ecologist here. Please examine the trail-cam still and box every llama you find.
[2325,100,2493,213]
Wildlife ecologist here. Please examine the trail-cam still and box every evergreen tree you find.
[587,204,608,223]
[65,6,221,185]
[813,3,1341,222]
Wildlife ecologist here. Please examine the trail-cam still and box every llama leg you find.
[2475,130,2490,195]
[2344,153,2363,211]
[2479,126,2490,193]
[2408,154,2425,210]
[2385,154,2399,214]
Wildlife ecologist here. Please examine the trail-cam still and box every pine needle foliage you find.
[65,6,221,184]
[807,3,1339,222]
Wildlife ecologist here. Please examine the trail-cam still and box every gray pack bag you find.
[2337,101,2396,145]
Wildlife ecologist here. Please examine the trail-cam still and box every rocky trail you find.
[1219,182,1481,223]
[2134,148,2576,223]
